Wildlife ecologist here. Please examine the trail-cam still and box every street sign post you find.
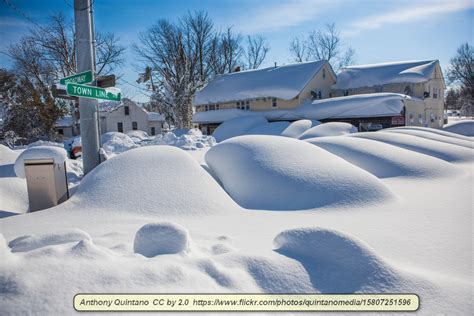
[66,82,121,101]
[59,70,93,85]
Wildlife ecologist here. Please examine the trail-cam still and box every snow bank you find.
[149,131,215,150]
[205,135,393,210]
[387,126,472,141]
[125,130,149,141]
[384,128,473,149]
[101,132,138,156]
[307,136,459,179]
[172,128,202,137]
[351,132,473,163]
[9,229,91,253]
[443,120,474,137]
[14,146,68,178]
[71,146,238,214]
[273,227,399,292]
[212,116,268,142]
[244,121,290,136]
[0,145,18,164]
[299,122,357,139]
[281,119,319,138]
[134,222,189,257]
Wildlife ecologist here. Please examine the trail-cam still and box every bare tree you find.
[446,43,473,97]
[289,37,306,63]
[289,23,356,70]
[220,27,243,74]
[245,35,270,69]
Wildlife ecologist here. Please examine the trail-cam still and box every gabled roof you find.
[333,60,445,90]
[192,93,419,123]
[193,60,334,106]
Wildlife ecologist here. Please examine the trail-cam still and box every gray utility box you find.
[24,158,69,212]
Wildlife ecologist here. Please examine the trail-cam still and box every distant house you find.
[332,60,446,128]
[193,93,421,132]
[99,98,165,135]
[193,60,336,134]
[54,116,75,139]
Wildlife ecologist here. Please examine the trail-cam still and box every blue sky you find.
[1,0,473,101]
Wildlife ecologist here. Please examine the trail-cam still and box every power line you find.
[2,0,46,31]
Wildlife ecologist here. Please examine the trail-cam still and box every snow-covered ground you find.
[0,124,473,315]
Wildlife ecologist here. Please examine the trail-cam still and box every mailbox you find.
[24,158,69,212]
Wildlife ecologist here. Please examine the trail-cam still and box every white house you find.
[332,60,446,128]
[192,60,337,134]
[99,99,165,135]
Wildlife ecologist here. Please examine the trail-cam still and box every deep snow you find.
[0,126,473,316]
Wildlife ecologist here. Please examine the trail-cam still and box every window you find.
[246,100,249,105]
[117,122,123,132]
[272,98,277,107]
[246,105,250,110]
[433,87,438,99]
[124,106,130,116]
[209,104,215,110]
[404,86,412,96]
[132,122,138,130]
[216,104,220,110]
[205,105,208,111]
[58,129,64,135]
[322,68,326,79]
[236,101,240,106]
[151,127,155,136]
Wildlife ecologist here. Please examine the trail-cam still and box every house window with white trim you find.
[132,122,138,130]
[209,104,215,110]
[272,98,277,107]
[433,87,438,99]
[216,104,220,110]
[205,105,209,111]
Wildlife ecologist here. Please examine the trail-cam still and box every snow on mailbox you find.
[14,146,69,212]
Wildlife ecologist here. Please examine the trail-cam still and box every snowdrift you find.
[384,128,473,149]
[205,135,393,210]
[299,122,358,140]
[387,126,472,141]
[212,116,268,142]
[442,120,474,137]
[351,132,473,163]
[101,132,138,156]
[281,119,319,138]
[307,136,460,179]
[244,121,290,136]
[70,146,238,215]
[274,227,400,292]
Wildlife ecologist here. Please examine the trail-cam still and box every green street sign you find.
[60,70,93,85]
[66,83,121,101]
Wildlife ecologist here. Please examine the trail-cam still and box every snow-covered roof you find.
[333,60,443,90]
[193,60,332,106]
[193,93,420,123]
[147,112,165,122]
[55,116,74,127]
[99,101,121,112]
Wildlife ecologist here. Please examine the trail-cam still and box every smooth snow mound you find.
[101,132,138,155]
[281,120,320,138]
[299,122,357,140]
[212,116,268,142]
[351,132,473,163]
[0,145,18,165]
[205,135,393,210]
[386,126,472,141]
[273,227,399,292]
[384,128,473,149]
[244,121,290,136]
[71,146,238,214]
[443,120,474,137]
[307,136,460,179]
[134,222,189,257]
[14,146,68,178]
[8,229,91,253]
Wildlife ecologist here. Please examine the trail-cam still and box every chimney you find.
[234,66,241,72]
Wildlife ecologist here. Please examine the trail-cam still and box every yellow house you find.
[193,60,336,134]
[332,60,446,128]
